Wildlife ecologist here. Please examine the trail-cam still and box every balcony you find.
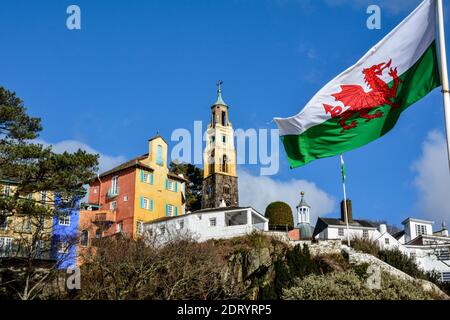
[107,187,119,199]
[92,210,115,231]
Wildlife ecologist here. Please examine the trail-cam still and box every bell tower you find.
[201,81,239,208]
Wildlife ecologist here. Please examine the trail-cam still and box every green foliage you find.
[263,244,319,299]
[282,270,435,300]
[264,201,294,230]
[350,237,380,257]
[378,249,426,280]
[169,161,203,212]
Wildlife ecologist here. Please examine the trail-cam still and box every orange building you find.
[78,135,186,256]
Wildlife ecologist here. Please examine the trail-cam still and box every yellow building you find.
[0,181,54,259]
[82,135,186,240]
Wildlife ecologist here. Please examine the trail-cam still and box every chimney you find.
[442,221,448,237]
[340,199,353,223]
[379,224,387,234]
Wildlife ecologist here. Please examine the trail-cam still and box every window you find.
[40,191,47,204]
[93,188,98,194]
[35,240,45,258]
[117,222,123,233]
[111,176,119,195]
[57,241,69,254]
[410,252,416,260]
[160,225,166,234]
[416,224,427,236]
[23,217,32,233]
[221,111,226,126]
[179,220,184,229]
[166,204,174,217]
[210,218,217,227]
[141,170,154,184]
[385,238,390,245]
[363,230,369,238]
[222,135,227,144]
[338,228,344,237]
[166,179,178,192]
[222,155,228,173]
[0,217,8,231]
[137,221,144,236]
[59,214,70,226]
[96,229,101,239]
[140,196,153,211]
[80,230,89,247]
[156,145,163,166]
[110,201,117,210]
[0,237,13,256]
[437,248,449,261]
[123,195,128,202]
[223,185,230,194]
[442,272,450,283]
[3,185,11,197]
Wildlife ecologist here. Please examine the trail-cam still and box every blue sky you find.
[1,0,449,228]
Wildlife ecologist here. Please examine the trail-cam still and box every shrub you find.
[282,270,435,300]
[378,249,426,279]
[265,201,294,230]
[350,236,380,257]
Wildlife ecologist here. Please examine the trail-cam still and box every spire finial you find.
[213,80,228,106]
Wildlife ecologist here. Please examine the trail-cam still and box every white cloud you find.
[36,139,126,174]
[238,169,336,225]
[411,130,450,225]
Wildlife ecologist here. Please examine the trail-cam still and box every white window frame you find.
[143,197,149,210]
[363,229,369,238]
[0,237,13,254]
[117,222,123,233]
[3,185,11,197]
[22,217,32,233]
[111,176,119,194]
[167,204,174,216]
[123,195,128,202]
[59,214,71,226]
[416,224,427,236]
[110,201,117,210]
[57,241,69,254]
[40,191,47,204]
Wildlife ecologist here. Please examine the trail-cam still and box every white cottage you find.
[313,200,381,241]
[144,206,269,244]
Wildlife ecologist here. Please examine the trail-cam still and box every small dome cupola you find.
[296,191,311,225]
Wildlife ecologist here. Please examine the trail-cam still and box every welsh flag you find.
[274,0,441,168]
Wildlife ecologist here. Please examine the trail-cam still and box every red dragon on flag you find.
[324,59,403,132]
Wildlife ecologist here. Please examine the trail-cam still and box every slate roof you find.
[318,217,377,228]
[392,230,405,240]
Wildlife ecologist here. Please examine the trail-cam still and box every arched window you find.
[209,150,215,175]
[156,145,163,166]
[222,155,228,173]
[80,230,89,247]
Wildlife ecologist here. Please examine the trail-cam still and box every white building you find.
[313,201,450,282]
[144,206,269,244]
[378,218,450,283]
[313,200,381,241]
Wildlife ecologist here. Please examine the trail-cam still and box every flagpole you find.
[437,0,450,171]
[340,155,351,247]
